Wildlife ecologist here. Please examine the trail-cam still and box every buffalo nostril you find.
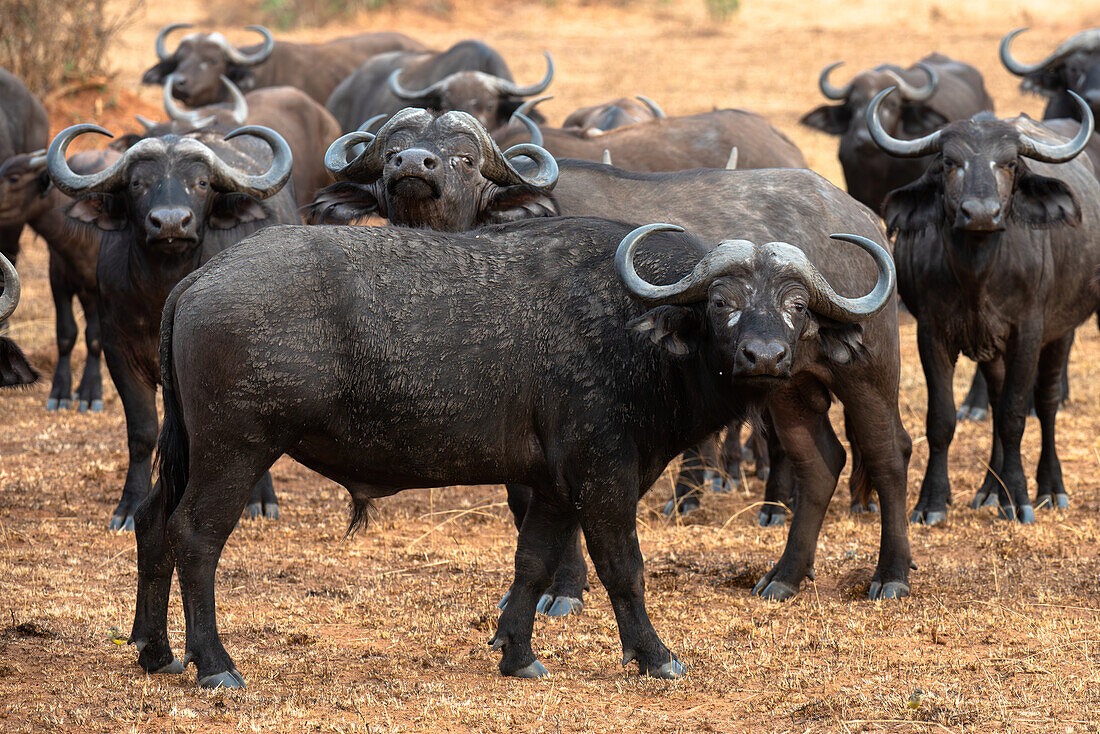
[394,155,403,167]
[422,156,437,170]
[741,344,758,366]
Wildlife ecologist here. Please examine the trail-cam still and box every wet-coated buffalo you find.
[124,74,342,208]
[46,124,297,530]
[0,149,119,410]
[801,54,993,212]
[1001,28,1100,122]
[495,106,804,171]
[0,252,37,386]
[872,88,1100,524]
[0,67,49,268]
[132,211,896,688]
[308,109,912,614]
[326,40,553,133]
[142,24,425,107]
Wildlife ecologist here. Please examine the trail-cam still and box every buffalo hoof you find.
[850,502,879,515]
[956,406,988,422]
[108,514,135,532]
[151,657,185,675]
[663,495,700,517]
[756,465,770,481]
[507,660,548,679]
[198,669,246,689]
[1035,493,1069,510]
[998,503,1035,523]
[757,509,786,527]
[969,489,998,509]
[244,503,279,521]
[705,470,738,494]
[77,399,104,413]
[868,580,910,600]
[639,658,686,679]
[536,594,583,617]
[910,509,946,526]
[752,578,798,601]
[46,397,72,411]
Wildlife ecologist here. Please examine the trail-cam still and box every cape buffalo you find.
[0,66,49,269]
[46,124,297,530]
[327,40,553,133]
[0,148,119,410]
[308,109,912,614]
[0,252,38,386]
[132,214,896,688]
[142,24,426,107]
[872,88,1100,524]
[801,54,993,213]
[1001,28,1100,122]
[559,94,666,135]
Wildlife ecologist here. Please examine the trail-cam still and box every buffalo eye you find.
[793,302,806,314]
[7,175,18,184]
[196,179,208,189]
[712,296,727,309]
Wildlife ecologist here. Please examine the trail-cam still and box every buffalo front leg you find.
[46,258,77,410]
[758,425,794,527]
[753,381,845,601]
[991,326,1043,523]
[664,442,709,515]
[500,484,588,617]
[492,496,578,677]
[912,324,958,524]
[1034,334,1073,510]
[243,471,280,520]
[130,480,183,675]
[74,291,104,412]
[958,364,990,422]
[971,359,1006,509]
[104,346,159,531]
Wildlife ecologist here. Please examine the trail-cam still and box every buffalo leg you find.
[1034,334,1073,509]
[758,425,793,527]
[492,495,577,677]
[131,480,183,675]
[501,483,588,616]
[912,323,958,524]
[753,380,846,600]
[664,442,709,515]
[845,410,878,514]
[745,423,770,480]
[971,359,1006,509]
[958,366,990,422]
[47,258,77,410]
[74,290,104,412]
[243,471,280,520]
[105,345,158,531]
[578,480,683,678]
[991,326,1043,523]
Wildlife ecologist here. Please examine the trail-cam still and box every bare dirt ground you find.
[4,0,1100,731]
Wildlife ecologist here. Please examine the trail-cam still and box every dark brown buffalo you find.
[0,66,49,268]
[559,95,666,134]
[124,74,342,208]
[142,24,426,107]
[0,149,119,409]
[326,40,552,133]
[495,108,805,171]
[802,54,993,213]
[0,251,37,386]
[1001,28,1100,122]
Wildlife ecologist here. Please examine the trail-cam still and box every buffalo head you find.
[387,52,554,131]
[142,24,275,106]
[1001,28,1100,120]
[47,124,291,255]
[561,95,666,135]
[307,108,558,230]
[0,150,50,227]
[618,225,896,379]
[873,88,1093,235]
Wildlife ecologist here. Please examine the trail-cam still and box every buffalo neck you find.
[940,223,1005,295]
[124,233,204,305]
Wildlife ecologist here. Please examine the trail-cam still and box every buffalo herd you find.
[2,22,1100,689]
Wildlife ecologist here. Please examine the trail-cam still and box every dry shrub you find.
[0,0,145,97]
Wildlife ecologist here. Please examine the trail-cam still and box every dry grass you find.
[4,0,1100,731]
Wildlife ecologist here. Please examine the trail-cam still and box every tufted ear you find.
[67,195,127,231]
[480,184,558,224]
[1020,70,1065,98]
[226,66,258,93]
[800,104,851,135]
[209,193,270,230]
[900,104,948,137]
[303,182,384,224]
[812,316,866,364]
[628,305,702,356]
[882,162,944,234]
[142,60,178,85]
[1012,164,1082,228]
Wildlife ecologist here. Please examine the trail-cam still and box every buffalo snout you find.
[735,338,791,377]
[957,197,1004,231]
[146,206,196,240]
[393,148,440,175]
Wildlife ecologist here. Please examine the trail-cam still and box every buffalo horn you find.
[510,111,544,147]
[882,62,938,102]
[217,125,293,198]
[726,146,738,169]
[494,52,555,97]
[155,22,194,60]
[0,252,19,323]
[46,125,127,196]
[222,25,275,66]
[602,149,612,165]
[865,87,942,158]
[163,73,217,128]
[1000,27,1100,77]
[1017,91,1095,163]
[635,95,666,118]
[818,61,852,100]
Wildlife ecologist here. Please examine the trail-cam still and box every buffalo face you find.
[617,225,897,383]
[0,153,50,227]
[1002,29,1100,121]
[142,24,275,107]
[308,108,558,231]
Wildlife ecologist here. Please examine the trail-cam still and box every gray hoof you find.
[108,514,134,532]
[705,470,738,494]
[757,509,786,527]
[262,504,279,520]
[752,578,798,601]
[869,581,910,600]
[46,398,59,411]
[539,595,582,617]
[198,669,246,689]
[999,503,1035,523]
[969,490,998,509]
[244,503,262,520]
[1036,494,1069,510]
[77,399,104,413]
[756,466,770,481]
[850,502,879,515]
[508,660,548,678]
[663,496,700,517]
[642,658,686,679]
[1055,494,1069,509]
[497,590,511,611]
[152,657,184,674]
[910,509,945,525]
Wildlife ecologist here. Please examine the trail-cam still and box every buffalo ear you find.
[209,193,269,229]
[900,104,948,137]
[0,337,40,387]
[799,104,851,135]
[67,195,127,231]
[35,170,52,197]
[1020,70,1064,98]
[226,66,257,93]
[812,316,866,364]
[628,305,701,356]
[303,182,383,224]
[882,164,943,234]
[1012,167,1082,228]
[141,61,177,85]
[499,98,546,125]
[480,184,558,224]
[109,134,143,152]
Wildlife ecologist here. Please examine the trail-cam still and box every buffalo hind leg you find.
[105,348,158,531]
[971,359,1006,509]
[758,426,794,527]
[958,366,990,422]
[47,259,77,410]
[492,496,577,677]
[845,410,878,515]
[753,380,845,601]
[991,326,1042,523]
[131,480,183,675]
[243,471,279,520]
[912,324,957,524]
[664,442,708,515]
[501,484,588,617]
[1035,334,1073,510]
[74,291,104,412]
